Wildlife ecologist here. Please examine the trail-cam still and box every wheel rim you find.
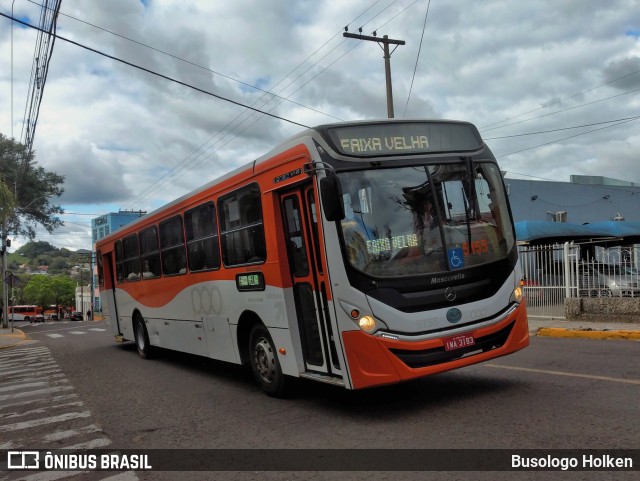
[253,337,276,384]
[136,322,146,351]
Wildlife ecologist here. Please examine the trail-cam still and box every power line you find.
[23,0,343,123]
[480,86,640,133]
[484,115,640,140]
[125,1,414,207]
[1,12,311,130]
[20,0,61,154]
[495,116,640,158]
[480,69,640,130]
[403,0,431,118]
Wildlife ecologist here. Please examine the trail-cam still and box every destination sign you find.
[326,122,482,157]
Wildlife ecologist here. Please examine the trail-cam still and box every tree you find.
[23,275,75,308]
[16,240,58,257]
[0,174,17,226]
[23,275,54,307]
[0,134,65,239]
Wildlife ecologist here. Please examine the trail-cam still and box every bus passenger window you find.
[160,215,187,276]
[122,234,140,282]
[185,202,220,272]
[140,226,161,279]
[115,241,125,283]
[219,184,266,266]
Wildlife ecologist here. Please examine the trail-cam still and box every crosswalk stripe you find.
[0,411,92,432]
[0,393,79,411]
[0,346,137,481]
[43,424,101,442]
[0,385,75,403]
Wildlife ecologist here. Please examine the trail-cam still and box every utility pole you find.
[1,223,8,329]
[343,31,405,118]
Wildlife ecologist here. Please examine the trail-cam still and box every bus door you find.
[280,183,342,377]
[102,251,122,337]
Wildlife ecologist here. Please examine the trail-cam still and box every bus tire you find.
[249,324,286,397]
[134,315,153,359]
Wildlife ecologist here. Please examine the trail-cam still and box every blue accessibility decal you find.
[448,247,465,270]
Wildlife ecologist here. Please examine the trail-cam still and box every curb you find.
[0,328,27,349]
[536,327,640,340]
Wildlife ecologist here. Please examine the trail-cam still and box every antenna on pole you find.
[343,31,405,118]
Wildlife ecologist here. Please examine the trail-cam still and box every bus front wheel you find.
[249,324,286,397]
[134,315,153,359]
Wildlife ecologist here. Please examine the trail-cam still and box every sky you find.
[1,0,639,251]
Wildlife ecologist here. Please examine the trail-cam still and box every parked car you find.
[70,311,83,321]
[578,262,640,297]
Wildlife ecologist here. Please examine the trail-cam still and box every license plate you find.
[443,333,475,351]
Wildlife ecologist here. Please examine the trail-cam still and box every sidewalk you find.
[1,316,639,349]
[0,326,28,349]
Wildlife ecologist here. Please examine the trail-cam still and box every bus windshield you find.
[337,161,515,277]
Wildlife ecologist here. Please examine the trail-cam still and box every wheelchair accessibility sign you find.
[448,247,465,270]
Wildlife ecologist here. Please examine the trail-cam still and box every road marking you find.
[69,331,87,335]
[43,423,101,441]
[102,473,140,481]
[47,333,64,338]
[0,379,67,393]
[0,410,92,432]
[88,328,106,332]
[0,346,137,480]
[485,363,640,385]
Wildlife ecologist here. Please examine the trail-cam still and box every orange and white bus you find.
[96,119,529,396]
[9,305,43,323]
[43,305,62,320]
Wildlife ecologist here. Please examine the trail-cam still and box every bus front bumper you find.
[341,302,529,390]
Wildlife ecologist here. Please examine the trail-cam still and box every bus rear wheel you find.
[134,315,153,359]
[249,324,286,397]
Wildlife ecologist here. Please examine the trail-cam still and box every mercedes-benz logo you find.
[444,287,457,302]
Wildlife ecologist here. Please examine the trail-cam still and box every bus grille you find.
[388,322,515,368]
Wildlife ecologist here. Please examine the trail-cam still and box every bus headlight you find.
[354,314,388,334]
[358,315,376,332]
[511,286,523,303]
[339,301,388,334]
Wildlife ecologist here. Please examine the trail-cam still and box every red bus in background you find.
[43,305,63,320]
[9,305,43,323]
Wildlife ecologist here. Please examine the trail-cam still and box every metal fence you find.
[518,243,640,318]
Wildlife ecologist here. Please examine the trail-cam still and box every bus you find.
[43,305,62,320]
[96,119,529,396]
[9,305,43,323]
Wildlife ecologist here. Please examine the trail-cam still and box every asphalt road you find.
[2,320,639,481]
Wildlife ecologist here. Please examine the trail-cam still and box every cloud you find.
[1,0,639,250]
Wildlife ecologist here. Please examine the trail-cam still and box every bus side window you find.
[219,184,266,266]
[115,240,125,283]
[123,234,141,282]
[185,201,220,272]
[160,215,187,276]
[140,226,161,279]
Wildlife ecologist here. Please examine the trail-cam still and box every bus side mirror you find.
[320,176,345,222]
